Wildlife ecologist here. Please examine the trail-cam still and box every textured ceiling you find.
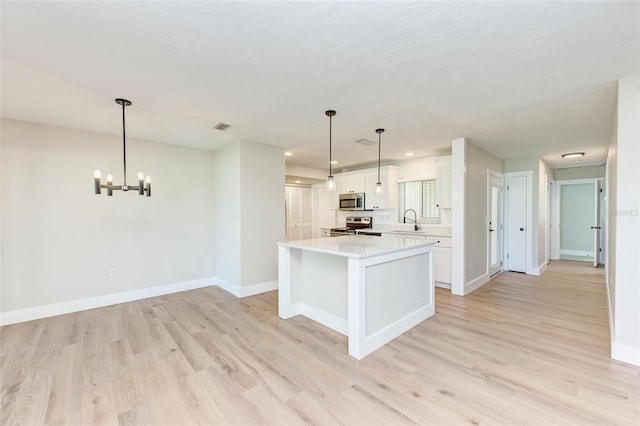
[1,1,638,169]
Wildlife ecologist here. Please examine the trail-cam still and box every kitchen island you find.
[277,235,435,359]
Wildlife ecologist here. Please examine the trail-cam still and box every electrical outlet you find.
[110,268,117,278]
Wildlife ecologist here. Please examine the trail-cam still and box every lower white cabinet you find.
[380,233,452,287]
[433,237,452,286]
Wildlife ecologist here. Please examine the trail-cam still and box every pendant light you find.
[375,128,384,194]
[93,98,151,197]
[325,110,337,191]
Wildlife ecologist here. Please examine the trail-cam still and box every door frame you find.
[504,171,533,274]
[553,178,604,262]
[487,170,504,276]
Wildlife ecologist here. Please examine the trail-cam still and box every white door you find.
[285,186,311,241]
[488,172,503,276]
[593,179,601,267]
[506,175,527,273]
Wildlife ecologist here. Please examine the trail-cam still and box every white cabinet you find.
[379,233,452,287]
[286,186,311,241]
[364,166,398,210]
[433,237,452,286]
[436,156,452,209]
[337,175,365,194]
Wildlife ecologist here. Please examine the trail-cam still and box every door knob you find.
[519,227,524,231]
[489,229,495,232]
[590,226,601,229]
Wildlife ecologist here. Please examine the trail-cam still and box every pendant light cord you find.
[122,101,127,186]
[329,114,332,177]
[377,132,381,183]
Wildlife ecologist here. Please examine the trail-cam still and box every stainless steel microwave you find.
[339,192,365,211]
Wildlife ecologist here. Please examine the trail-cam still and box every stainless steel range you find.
[330,216,372,237]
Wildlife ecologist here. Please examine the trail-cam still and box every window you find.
[399,179,440,224]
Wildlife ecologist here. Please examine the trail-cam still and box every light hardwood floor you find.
[1,261,638,425]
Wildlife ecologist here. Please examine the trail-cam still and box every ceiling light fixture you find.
[375,128,384,194]
[405,152,414,157]
[325,110,337,191]
[284,151,293,157]
[561,152,585,159]
[93,99,151,197]
[330,160,338,165]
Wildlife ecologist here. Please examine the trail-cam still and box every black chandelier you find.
[93,98,151,197]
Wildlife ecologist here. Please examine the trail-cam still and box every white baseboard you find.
[612,341,640,366]
[435,281,451,290]
[529,262,548,276]
[213,277,278,298]
[559,249,594,257]
[464,273,489,295]
[0,276,216,326]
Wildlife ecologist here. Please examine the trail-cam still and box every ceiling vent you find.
[214,122,231,131]
[354,138,376,146]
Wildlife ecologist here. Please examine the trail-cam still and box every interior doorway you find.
[487,171,504,276]
[556,179,604,265]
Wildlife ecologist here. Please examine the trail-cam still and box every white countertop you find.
[278,235,435,259]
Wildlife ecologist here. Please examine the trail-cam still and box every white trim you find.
[559,249,594,257]
[451,138,466,296]
[612,341,640,366]
[0,277,215,326]
[464,273,489,295]
[531,261,548,276]
[214,276,278,298]
[605,274,615,347]
[487,170,504,277]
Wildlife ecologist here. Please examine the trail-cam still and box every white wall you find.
[213,140,284,296]
[555,164,605,180]
[464,141,504,292]
[607,74,640,366]
[1,119,216,323]
[213,141,241,287]
[240,140,285,288]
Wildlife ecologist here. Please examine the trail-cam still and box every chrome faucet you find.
[403,209,421,231]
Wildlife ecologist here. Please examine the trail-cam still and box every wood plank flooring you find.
[1,260,638,425]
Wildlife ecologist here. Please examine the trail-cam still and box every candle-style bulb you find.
[145,176,151,184]
[106,174,113,183]
[94,169,101,179]
[137,172,144,181]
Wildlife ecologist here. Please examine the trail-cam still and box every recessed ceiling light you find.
[295,180,302,184]
[284,151,293,157]
[562,152,585,159]
[330,160,338,165]
[405,152,414,157]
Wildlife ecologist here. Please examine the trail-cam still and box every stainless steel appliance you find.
[330,216,372,237]
[339,192,366,211]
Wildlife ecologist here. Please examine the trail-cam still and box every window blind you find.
[399,179,440,224]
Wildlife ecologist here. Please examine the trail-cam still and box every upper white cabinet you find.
[436,156,452,209]
[333,166,397,210]
[337,175,365,194]
[364,166,398,210]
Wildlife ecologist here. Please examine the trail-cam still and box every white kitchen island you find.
[277,235,435,359]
